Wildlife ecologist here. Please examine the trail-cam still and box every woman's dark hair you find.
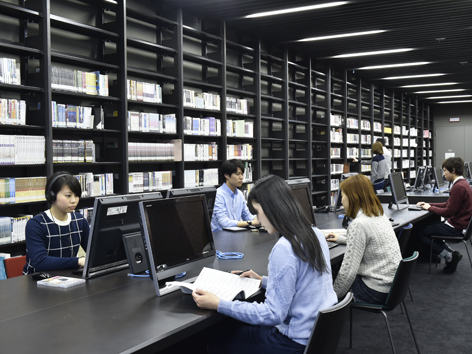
[247,175,328,273]
[45,171,81,203]
[442,157,464,176]
[220,159,245,180]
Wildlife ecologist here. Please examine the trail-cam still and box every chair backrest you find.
[384,251,418,310]
[304,292,353,354]
[397,223,413,257]
[462,217,472,242]
[4,256,26,278]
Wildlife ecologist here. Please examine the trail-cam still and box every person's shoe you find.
[443,251,462,273]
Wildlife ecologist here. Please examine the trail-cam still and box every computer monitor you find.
[388,172,409,210]
[139,195,216,297]
[422,166,433,187]
[469,162,472,180]
[334,173,358,211]
[465,162,472,180]
[285,178,316,226]
[433,167,445,191]
[82,192,163,279]
[413,166,426,190]
[166,186,217,221]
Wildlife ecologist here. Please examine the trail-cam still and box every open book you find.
[166,267,261,301]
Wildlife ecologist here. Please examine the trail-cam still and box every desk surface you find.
[0,207,429,354]
[376,188,450,204]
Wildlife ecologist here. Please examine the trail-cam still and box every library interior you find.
[1,0,472,353]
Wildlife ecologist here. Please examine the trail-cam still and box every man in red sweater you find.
[416,157,472,273]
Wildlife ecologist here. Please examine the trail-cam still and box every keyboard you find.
[159,275,198,296]
[327,241,338,249]
[408,206,423,211]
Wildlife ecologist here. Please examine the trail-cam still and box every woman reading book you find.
[23,171,90,274]
[192,175,337,354]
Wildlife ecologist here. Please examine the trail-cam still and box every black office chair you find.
[304,292,353,354]
[428,217,472,274]
[397,223,414,301]
[350,252,421,354]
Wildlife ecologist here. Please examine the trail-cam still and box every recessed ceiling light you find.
[298,30,385,42]
[437,100,472,104]
[358,62,430,70]
[383,73,445,80]
[414,89,465,94]
[245,1,347,18]
[401,82,458,88]
[331,48,413,59]
[426,95,472,99]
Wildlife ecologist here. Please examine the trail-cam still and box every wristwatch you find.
[247,220,252,226]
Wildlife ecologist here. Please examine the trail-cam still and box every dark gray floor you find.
[337,243,471,354]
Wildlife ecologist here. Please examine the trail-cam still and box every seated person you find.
[23,171,90,274]
[193,175,337,354]
[211,159,258,232]
[325,174,402,304]
[415,157,472,273]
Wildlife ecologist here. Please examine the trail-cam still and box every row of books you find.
[74,173,114,197]
[183,116,222,136]
[227,120,254,138]
[51,102,104,130]
[330,147,341,158]
[52,140,95,163]
[226,97,250,115]
[242,161,253,182]
[78,207,94,226]
[0,99,26,125]
[227,144,253,160]
[0,176,47,204]
[0,135,45,165]
[184,143,219,161]
[51,66,109,96]
[0,57,20,85]
[373,122,382,132]
[346,148,359,159]
[330,128,343,143]
[127,80,162,103]
[128,112,176,133]
[128,142,177,162]
[184,168,218,188]
[0,215,33,245]
[331,178,340,191]
[183,89,220,111]
[361,120,371,130]
[361,165,371,172]
[346,117,358,129]
[331,164,344,174]
[128,171,173,193]
[330,114,343,127]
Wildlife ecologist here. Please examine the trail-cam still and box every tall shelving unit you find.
[0,0,433,256]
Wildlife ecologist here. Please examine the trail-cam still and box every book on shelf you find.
[37,276,86,289]
[0,57,21,85]
[167,267,261,302]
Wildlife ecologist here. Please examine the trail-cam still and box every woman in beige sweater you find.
[326,174,402,304]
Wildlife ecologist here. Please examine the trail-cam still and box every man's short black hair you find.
[376,137,386,146]
[220,159,245,180]
[442,157,464,176]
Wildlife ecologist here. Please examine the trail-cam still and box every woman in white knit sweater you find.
[326,174,402,304]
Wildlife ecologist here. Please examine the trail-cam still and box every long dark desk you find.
[0,206,437,354]
[0,229,342,354]
[376,189,450,204]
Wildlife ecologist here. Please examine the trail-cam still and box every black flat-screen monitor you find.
[82,192,163,279]
[465,162,472,180]
[139,195,216,297]
[285,178,316,226]
[413,166,426,190]
[468,162,472,180]
[422,166,433,186]
[388,172,409,210]
[433,167,445,191]
[166,186,216,221]
[335,173,358,211]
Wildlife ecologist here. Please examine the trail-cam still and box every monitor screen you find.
[335,173,358,211]
[285,178,316,226]
[414,167,425,189]
[139,195,216,296]
[389,172,409,210]
[166,186,216,221]
[469,162,472,180]
[82,192,163,279]
[422,166,433,186]
[465,162,472,179]
[433,167,445,190]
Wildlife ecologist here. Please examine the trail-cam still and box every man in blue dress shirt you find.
[211,159,259,232]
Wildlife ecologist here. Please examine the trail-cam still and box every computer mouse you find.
[32,272,51,281]
[389,217,394,222]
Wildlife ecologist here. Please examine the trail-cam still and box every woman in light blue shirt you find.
[193,175,337,354]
